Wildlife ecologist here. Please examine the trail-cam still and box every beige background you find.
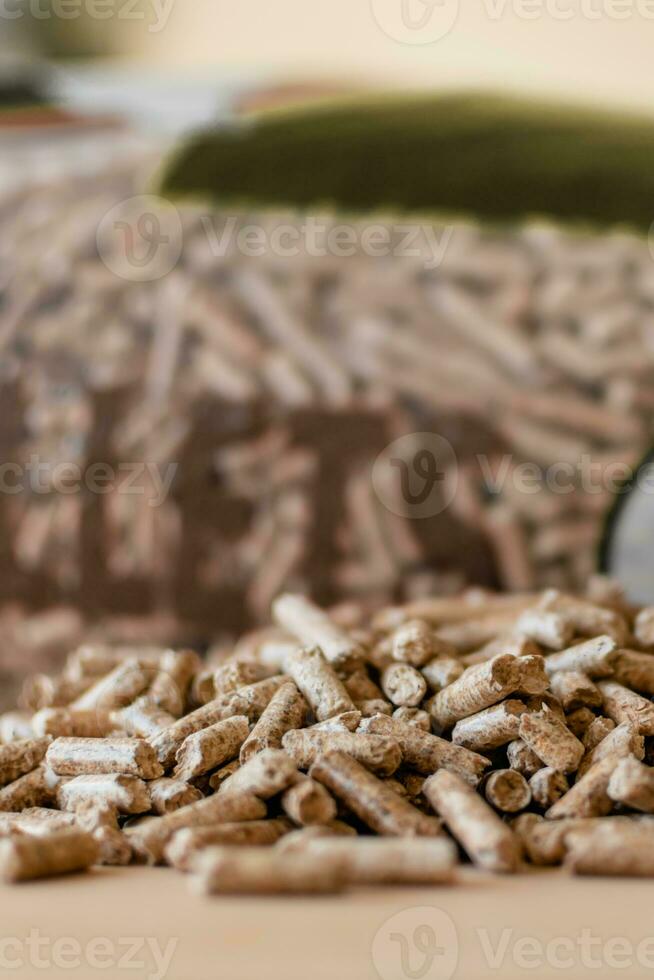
[1,865,653,980]
[104,0,654,113]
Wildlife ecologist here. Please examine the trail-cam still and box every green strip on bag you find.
[158,92,654,232]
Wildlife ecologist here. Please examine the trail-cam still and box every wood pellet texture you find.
[0,583,654,893]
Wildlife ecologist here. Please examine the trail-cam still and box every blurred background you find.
[2,1,654,703]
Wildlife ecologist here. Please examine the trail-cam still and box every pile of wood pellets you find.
[2,580,654,893]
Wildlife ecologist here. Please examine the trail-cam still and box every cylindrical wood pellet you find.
[423,769,522,872]
[283,647,355,722]
[310,751,442,837]
[239,682,307,762]
[173,716,249,781]
[518,707,584,773]
[281,729,401,777]
[191,845,345,895]
[281,777,337,826]
[127,791,267,864]
[165,819,292,870]
[484,769,531,813]
[0,828,98,882]
[46,737,163,779]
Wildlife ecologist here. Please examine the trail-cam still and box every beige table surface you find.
[0,865,651,980]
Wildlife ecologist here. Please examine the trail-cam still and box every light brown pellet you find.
[166,819,292,870]
[281,729,401,777]
[72,659,152,711]
[565,823,654,876]
[0,737,52,788]
[392,707,431,731]
[463,633,541,666]
[549,671,602,711]
[423,769,521,873]
[514,609,574,650]
[607,756,654,812]
[312,711,362,733]
[149,649,201,716]
[275,822,358,853]
[281,777,337,826]
[283,647,356,722]
[613,650,654,696]
[451,700,525,753]
[576,720,643,780]
[148,777,203,815]
[430,654,544,731]
[518,707,584,773]
[74,799,119,832]
[597,680,654,734]
[546,753,621,819]
[4,808,77,835]
[0,712,33,743]
[343,668,384,703]
[484,769,531,813]
[565,707,597,739]
[507,739,542,777]
[239,681,307,762]
[112,697,177,738]
[529,767,569,809]
[0,765,59,812]
[208,759,241,792]
[300,836,457,885]
[220,748,298,799]
[634,607,654,648]
[0,828,98,882]
[93,826,133,866]
[359,714,489,786]
[540,590,628,644]
[149,698,246,769]
[544,635,618,678]
[391,620,435,667]
[522,817,600,865]
[273,592,364,668]
[381,662,427,707]
[128,791,266,864]
[173,716,249,782]
[218,676,288,722]
[46,737,163,779]
[191,669,216,706]
[212,660,268,699]
[582,716,615,751]
[356,698,393,717]
[32,707,113,739]
[421,656,464,692]
[311,751,442,837]
[20,674,91,712]
[191,845,345,895]
[57,774,151,814]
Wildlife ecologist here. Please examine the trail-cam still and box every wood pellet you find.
[0,582,653,892]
